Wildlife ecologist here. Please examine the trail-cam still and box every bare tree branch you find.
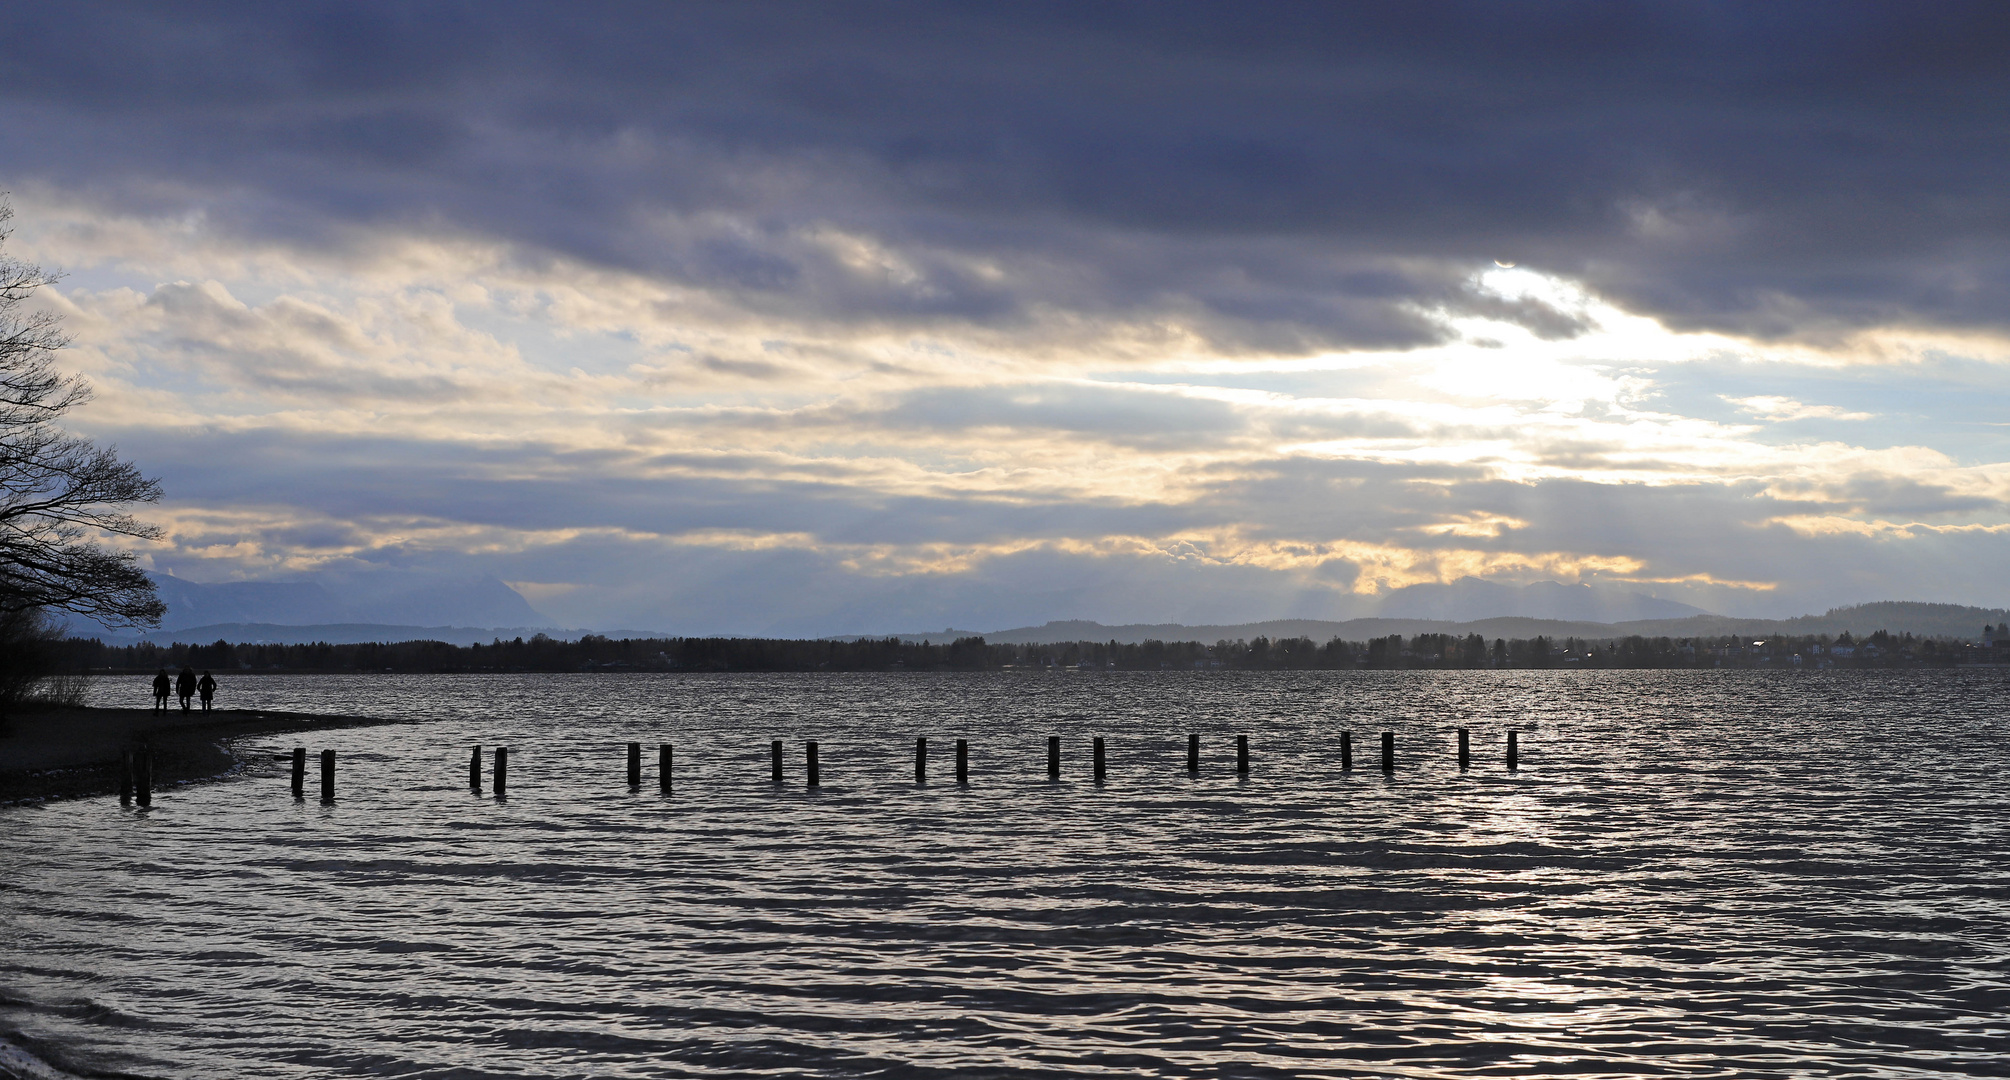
[0,198,164,629]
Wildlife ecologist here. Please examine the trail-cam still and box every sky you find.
[5,1,2010,635]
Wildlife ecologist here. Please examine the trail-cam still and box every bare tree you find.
[0,200,165,628]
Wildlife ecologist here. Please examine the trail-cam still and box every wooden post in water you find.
[915,737,927,784]
[806,741,820,788]
[1457,728,1470,771]
[1187,733,1199,774]
[1507,730,1519,771]
[627,742,642,788]
[1047,735,1060,780]
[134,750,151,807]
[119,750,133,806]
[659,744,673,794]
[1093,737,1106,782]
[1380,731,1394,774]
[319,749,335,802]
[494,746,508,797]
[771,739,784,784]
[1237,734,1249,775]
[955,739,968,784]
[1340,731,1353,772]
[469,746,481,793]
[293,747,307,797]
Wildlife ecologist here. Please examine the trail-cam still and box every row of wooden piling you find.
[283,745,515,802]
[280,747,341,801]
[281,729,1523,801]
[1023,729,1514,785]
[696,730,1514,790]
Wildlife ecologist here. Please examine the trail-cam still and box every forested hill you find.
[58,626,1996,675]
[1766,602,2010,639]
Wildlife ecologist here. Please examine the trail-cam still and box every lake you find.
[2,669,2006,1078]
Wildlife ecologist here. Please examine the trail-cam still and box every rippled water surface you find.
[3,670,2009,1078]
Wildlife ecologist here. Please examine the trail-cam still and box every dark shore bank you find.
[0,707,401,805]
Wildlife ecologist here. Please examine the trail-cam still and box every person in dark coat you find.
[151,668,171,712]
[176,667,197,712]
[197,671,217,712]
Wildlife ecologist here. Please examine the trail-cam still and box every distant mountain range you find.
[883,602,2010,647]
[882,579,1715,644]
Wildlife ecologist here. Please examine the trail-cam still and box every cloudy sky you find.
[5,2,2010,634]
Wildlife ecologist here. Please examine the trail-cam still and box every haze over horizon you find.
[7,3,2010,636]
[121,571,1725,638]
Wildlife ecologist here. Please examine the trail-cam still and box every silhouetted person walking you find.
[151,668,171,712]
[197,671,216,712]
[176,666,196,712]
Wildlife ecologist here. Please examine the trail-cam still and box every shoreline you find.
[0,706,403,806]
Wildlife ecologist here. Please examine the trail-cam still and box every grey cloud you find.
[1195,456,1790,563]
[880,384,1246,449]
[168,496,1997,634]
[1794,473,2002,518]
[691,353,793,381]
[135,282,485,405]
[109,424,1603,553]
[121,427,1222,545]
[256,521,372,550]
[1448,288,1594,341]
[118,419,2010,628]
[630,380,1426,451]
[173,517,370,553]
[11,3,2010,343]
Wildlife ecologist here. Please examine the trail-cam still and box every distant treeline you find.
[55,628,2003,674]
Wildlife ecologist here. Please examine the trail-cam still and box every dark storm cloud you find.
[7,1,2010,343]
